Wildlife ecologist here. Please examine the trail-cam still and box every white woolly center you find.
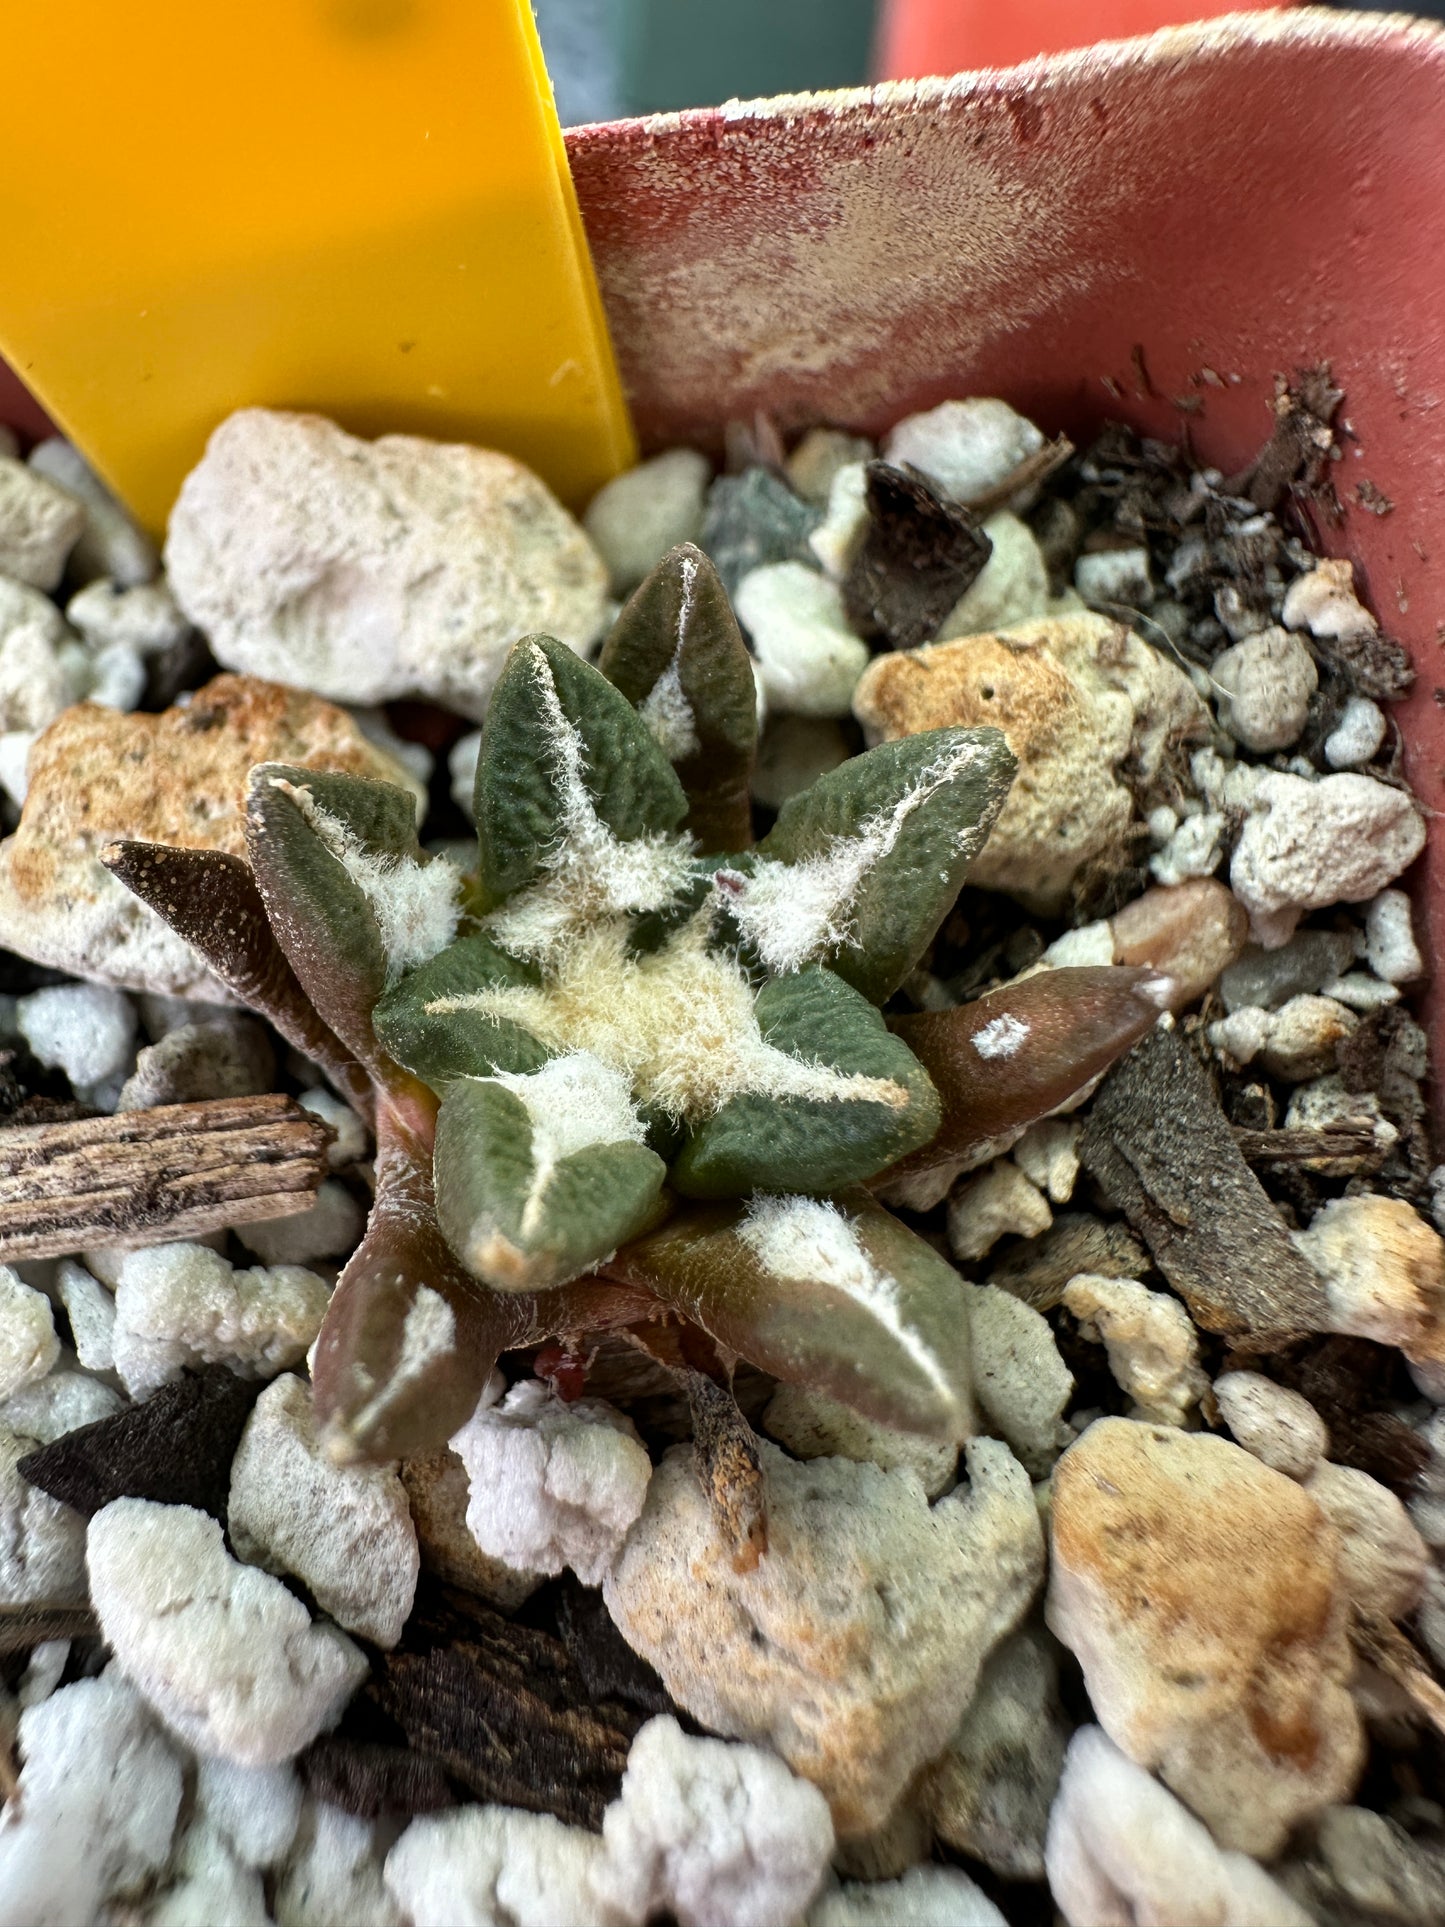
[273,779,461,982]
[428,915,908,1123]
[721,737,997,975]
[639,660,700,762]
[973,1013,1030,1059]
[484,642,696,964]
[738,1195,954,1402]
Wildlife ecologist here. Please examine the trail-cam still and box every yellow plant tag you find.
[0,0,635,531]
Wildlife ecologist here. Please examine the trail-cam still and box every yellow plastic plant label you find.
[0,0,636,531]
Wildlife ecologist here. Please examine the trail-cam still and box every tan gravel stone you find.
[0,675,423,995]
[1109,878,1248,1010]
[1295,1194,1445,1387]
[1047,1417,1363,1856]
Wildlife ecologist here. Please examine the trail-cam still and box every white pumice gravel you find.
[939,511,1051,638]
[16,979,137,1096]
[583,447,711,594]
[967,1285,1074,1478]
[882,398,1044,505]
[1148,807,1226,885]
[761,1382,958,1498]
[1365,886,1424,983]
[947,1160,1052,1262]
[786,428,875,505]
[0,1672,184,1927]
[385,1803,610,1927]
[1062,1274,1207,1427]
[806,461,870,580]
[0,1373,125,1604]
[1324,692,1388,768]
[0,1263,59,1399]
[1281,554,1378,642]
[66,574,191,654]
[110,1241,332,1398]
[235,1178,366,1267]
[147,1817,272,1927]
[1073,545,1153,609]
[28,435,160,586]
[228,1372,419,1647]
[1213,1371,1329,1480]
[1210,626,1318,752]
[0,454,87,590]
[808,1866,1010,1926]
[1012,1119,1081,1203]
[196,1754,305,1871]
[593,1715,836,1927]
[277,1801,404,1927]
[87,1498,368,1764]
[450,1377,652,1587]
[1302,1458,1429,1622]
[1044,1726,1312,1927]
[56,1257,118,1370]
[733,560,870,718]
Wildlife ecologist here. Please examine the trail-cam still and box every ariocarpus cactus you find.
[106,545,1172,1476]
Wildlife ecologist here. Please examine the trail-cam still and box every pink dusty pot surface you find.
[3,8,1443,1090]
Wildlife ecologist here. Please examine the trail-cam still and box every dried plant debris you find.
[359,1585,655,1829]
[19,1368,262,1520]
[1079,1026,1332,1346]
[0,380,1439,1927]
[843,461,992,648]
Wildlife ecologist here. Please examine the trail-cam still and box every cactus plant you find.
[105,544,1172,1470]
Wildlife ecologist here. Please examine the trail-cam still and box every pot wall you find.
[565,8,1445,1114]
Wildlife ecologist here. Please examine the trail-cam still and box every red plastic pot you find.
[3,10,1444,1108]
[875,0,1291,77]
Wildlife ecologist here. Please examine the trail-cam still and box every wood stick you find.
[0,1094,330,1262]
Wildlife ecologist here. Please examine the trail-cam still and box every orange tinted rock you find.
[0,675,422,996]
[1110,878,1248,1011]
[1047,1417,1363,1856]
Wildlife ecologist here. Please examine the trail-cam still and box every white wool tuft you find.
[639,659,700,762]
[483,645,697,963]
[973,1013,1030,1060]
[272,778,461,981]
[739,1196,955,1406]
[431,916,909,1123]
[492,1051,648,1161]
[724,737,997,976]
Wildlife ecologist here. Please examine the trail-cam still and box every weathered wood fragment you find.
[0,1094,329,1262]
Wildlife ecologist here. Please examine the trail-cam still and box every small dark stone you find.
[699,467,820,597]
[19,1367,262,1521]
[300,1737,455,1820]
[843,461,992,650]
[141,627,219,711]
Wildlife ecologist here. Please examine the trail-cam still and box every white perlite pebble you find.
[1281,556,1378,643]
[165,409,610,722]
[0,730,35,808]
[0,1264,59,1399]
[1294,1194,1445,1390]
[1012,1119,1081,1203]
[1214,1371,1328,1480]
[947,1161,1052,1263]
[762,1383,957,1496]
[1041,920,1116,969]
[1045,1726,1313,1927]
[87,1499,367,1764]
[1074,546,1153,609]
[968,1285,1074,1478]
[734,561,870,718]
[16,980,136,1091]
[595,1715,835,1927]
[1365,888,1424,984]
[197,1755,304,1871]
[148,1818,272,1927]
[1210,627,1318,753]
[1320,971,1399,1013]
[882,398,1044,505]
[19,1639,70,1708]
[809,1866,1009,1927]
[228,1374,419,1647]
[941,512,1051,639]
[0,455,86,589]
[1149,809,1225,886]
[807,462,870,582]
[299,1089,370,1169]
[111,1242,332,1399]
[278,1801,404,1927]
[1325,694,1388,769]
[582,448,711,594]
[385,1804,609,1927]
[1208,994,1356,1082]
[29,436,159,586]
[1230,770,1426,949]
[0,1374,123,1604]
[0,616,86,736]
[1063,1274,1207,1427]
[0,1673,183,1926]
[66,576,191,655]
[1302,1460,1429,1621]
[604,1438,1045,1837]
[450,1378,652,1588]
[236,1180,365,1267]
